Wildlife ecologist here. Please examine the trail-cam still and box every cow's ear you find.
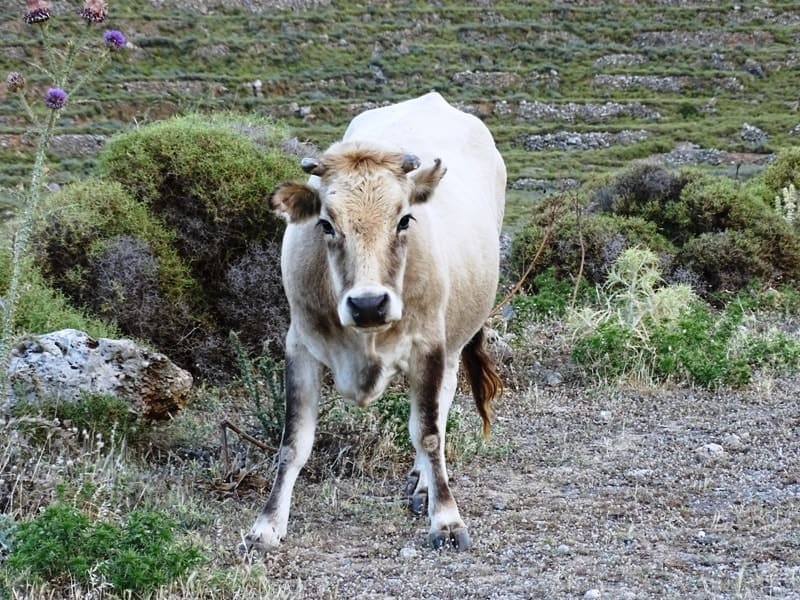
[410,158,446,204]
[268,182,321,222]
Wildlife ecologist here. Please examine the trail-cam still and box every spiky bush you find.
[569,248,800,387]
[512,163,800,298]
[30,114,302,379]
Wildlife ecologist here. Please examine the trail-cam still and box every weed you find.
[4,503,203,596]
[229,331,285,446]
[0,5,127,379]
[10,393,137,443]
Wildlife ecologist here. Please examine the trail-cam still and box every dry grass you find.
[1,321,799,598]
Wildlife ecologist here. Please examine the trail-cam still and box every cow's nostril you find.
[347,293,390,326]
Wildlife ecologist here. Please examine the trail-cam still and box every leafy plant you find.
[570,248,800,387]
[229,331,285,445]
[4,503,203,595]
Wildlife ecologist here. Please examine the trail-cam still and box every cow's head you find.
[269,142,445,330]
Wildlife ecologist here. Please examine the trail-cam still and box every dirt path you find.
[228,379,800,599]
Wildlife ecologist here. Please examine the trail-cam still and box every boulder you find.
[5,329,192,419]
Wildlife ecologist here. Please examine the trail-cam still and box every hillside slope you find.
[1,1,798,193]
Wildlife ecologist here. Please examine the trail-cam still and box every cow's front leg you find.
[409,346,468,551]
[240,337,322,554]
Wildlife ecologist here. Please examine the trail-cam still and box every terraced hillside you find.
[1,0,799,200]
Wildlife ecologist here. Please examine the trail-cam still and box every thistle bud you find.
[24,0,51,24]
[6,71,26,93]
[79,0,108,24]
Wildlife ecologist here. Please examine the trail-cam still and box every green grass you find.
[2,1,798,194]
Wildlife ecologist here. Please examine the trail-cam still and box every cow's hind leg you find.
[409,347,468,551]
[240,335,322,554]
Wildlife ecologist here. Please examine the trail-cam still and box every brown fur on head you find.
[268,141,447,329]
[268,142,446,224]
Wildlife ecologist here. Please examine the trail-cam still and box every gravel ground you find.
[225,375,800,599]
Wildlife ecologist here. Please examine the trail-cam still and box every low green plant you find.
[650,303,752,387]
[570,248,800,387]
[11,392,137,442]
[229,331,285,445]
[4,503,203,595]
[509,268,592,333]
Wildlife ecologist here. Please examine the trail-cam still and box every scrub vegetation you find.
[1,1,800,598]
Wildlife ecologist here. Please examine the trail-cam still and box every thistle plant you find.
[774,183,798,225]
[1,1,126,384]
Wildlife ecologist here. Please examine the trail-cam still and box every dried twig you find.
[571,192,586,309]
[220,419,276,475]
[490,200,565,318]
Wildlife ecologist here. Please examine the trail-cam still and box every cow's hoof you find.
[428,526,471,552]
[238,520,283,556]
[404,471,428,516]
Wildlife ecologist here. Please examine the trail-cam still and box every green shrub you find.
[510,196,673,289]
[33,178,192,303]
[0,254,117,339]
[570,248,800,387]
[5,504,203,595]
[679,230,772,293]
[760,147,800,193]
[31,113,303,380]
[97,113,295,281]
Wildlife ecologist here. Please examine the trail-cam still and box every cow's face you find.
[270,143,445,330]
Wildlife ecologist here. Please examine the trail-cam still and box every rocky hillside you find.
[1,0,799,197]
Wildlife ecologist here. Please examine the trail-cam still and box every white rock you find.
[695,442,726,459]
[5,329,191,419]
[399,547,417,559]
[584,589,602,599]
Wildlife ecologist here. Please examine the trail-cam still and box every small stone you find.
[595,410,612,424]
[695,442,726,459]
[399,546,417,559]
[722,432,745,451]
[556,544,572,555]
[544,370,562,387]
[492,498,506,511]
[584,589,602,600]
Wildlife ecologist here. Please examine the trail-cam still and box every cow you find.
[241,91,506,553]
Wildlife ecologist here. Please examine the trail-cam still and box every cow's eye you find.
[318,219,335,236]
[397,214,415,232]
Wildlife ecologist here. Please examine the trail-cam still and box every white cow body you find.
[243,92,506,552]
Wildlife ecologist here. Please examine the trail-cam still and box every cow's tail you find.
[461,327,503,440]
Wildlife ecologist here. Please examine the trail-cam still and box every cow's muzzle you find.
[346,293,390,328]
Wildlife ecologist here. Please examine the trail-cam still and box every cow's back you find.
[343,92,505,232]
[343,92,506,351]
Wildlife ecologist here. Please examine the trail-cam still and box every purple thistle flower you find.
[24,0,51,24]
[44,87,68,110]
[103,29,126,50]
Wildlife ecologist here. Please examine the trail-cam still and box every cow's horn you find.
[401,154,421,173]
[301,157,326,175]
